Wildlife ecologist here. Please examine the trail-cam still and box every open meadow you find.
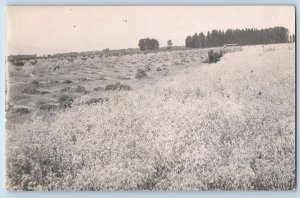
[6,43,295,190]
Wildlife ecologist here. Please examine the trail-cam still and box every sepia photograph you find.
[5,6,295,191]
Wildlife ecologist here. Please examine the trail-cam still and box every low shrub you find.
[135,69,148,79]
[23,87,39,94]
[75,86,86,93]
[208,49,224,63]
[31,80,39,85]
[86,97,109,106]
[93,87,105,92]
[40,104,58,111]
[14,107,30,114]
[63,80,73,84]
[60,87,71,92]
[58,95,74,109]
[105,82,131,91]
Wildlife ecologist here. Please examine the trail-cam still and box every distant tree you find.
[185,36,193,48]
[167,40,173,49]
[191,33,200,48]
[199,32,206,48]
[206,31,211,47]
[138,38,159,51]
[292,34,295,43]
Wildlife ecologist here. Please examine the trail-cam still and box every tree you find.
[138,38,159,51]
[292,34,295,42]
[185,36,192,48]
[199,32,206,48]
[191,33,200,48]
[167,40,173,49]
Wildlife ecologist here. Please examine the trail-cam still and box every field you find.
[5,43,295,190]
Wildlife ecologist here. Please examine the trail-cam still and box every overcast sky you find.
[6,6,295,56]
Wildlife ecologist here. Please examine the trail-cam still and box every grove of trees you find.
[138,38,159,51]
[185,26,290,48]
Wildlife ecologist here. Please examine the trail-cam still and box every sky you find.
[6,6,295,56]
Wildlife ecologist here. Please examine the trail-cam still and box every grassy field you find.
[6,44,295,190]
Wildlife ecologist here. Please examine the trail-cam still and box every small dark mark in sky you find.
[123,19,127,22]
[73,25,76,28]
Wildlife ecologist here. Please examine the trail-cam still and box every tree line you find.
[185,26,292,48]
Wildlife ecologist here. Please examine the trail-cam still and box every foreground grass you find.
[6,44,295,190]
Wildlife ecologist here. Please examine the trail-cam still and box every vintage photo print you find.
[5,6,295,191]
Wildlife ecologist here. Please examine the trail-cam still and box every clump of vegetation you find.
[40,104,58,111]
[144,65,151,72]
[75,86,86,93]
[156,67,162,71]
[23,87,39,94]
[105,82,131,91]
[31,80,39,85]
[14,107,30,114]
[208,49,224,63]
[86,97,109,106]
[40,90,50,95]
[30,60,38,65]
[60,87,71,92]
[174,61,181,65]
[93,87,105,92]
[118,76,131,80]
[12,60,25,66]
[135,69,148,79]
[63,80,73,84]
[23,87,49,95]
[58,95,74,109]
[98,76,106,80]
[79,77,87,81]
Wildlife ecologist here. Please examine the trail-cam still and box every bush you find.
[75,86,86,93]
[63,80,73,84]
[12,60,25,66]
[58,95,74,109]
[40,104,58,111]
[93,87,105,92]
[23,87,39,94]
[79,77,87,81]
[208,49,224,63]
[60,87,71,92]
[86,97,109,106]
[105,82,131,91]
[135,69,148,79]
[14,107,30,114]
[40,91,49,95]
[31,80,39,85]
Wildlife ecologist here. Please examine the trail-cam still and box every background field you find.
[5,43,295,190]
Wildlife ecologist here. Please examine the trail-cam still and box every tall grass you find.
[6,44,295,191]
